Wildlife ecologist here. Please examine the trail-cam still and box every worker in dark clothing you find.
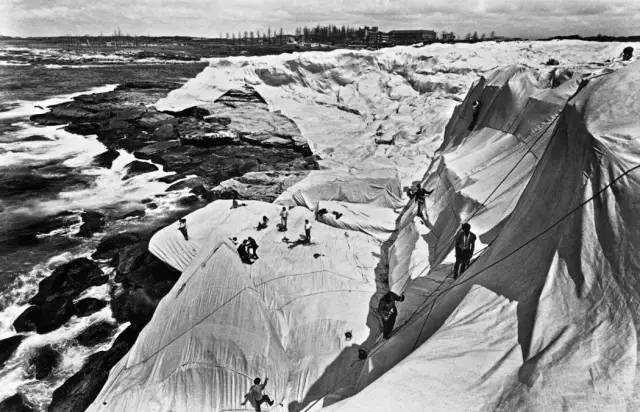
[177,218,189,241]
[279,207,288,231]
[378,291,405,339]
[238,239,252,264]
[257,216,269,231]
[454,223,476,279]
[241,377,274,412]
[304,219,312,244]
[411,183,433,221]
[247,237,259,260]
[468,99,481,130]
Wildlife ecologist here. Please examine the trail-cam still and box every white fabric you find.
[342,60,640,411]
[90,200,383,411]
[275,168,405,210]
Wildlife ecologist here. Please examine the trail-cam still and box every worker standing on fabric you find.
[177,218,189,241]
[411,183,433,221]
[468,98,481,130]
[241,377,274,411]
[304,219,312,244]
[378,291,405,339]
[454,223,476,279]
[280,206,288,231]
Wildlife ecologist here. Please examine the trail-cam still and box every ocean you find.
[0,40,206,409]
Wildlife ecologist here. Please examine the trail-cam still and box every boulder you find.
[180,130,239,147]
[12,306,41,333]
[165,106,210,119]
[0,393,35,412]
[123,160,158,180]
[92,149,119,168]
[136,112,175,130]
[29,258,104,305]
[166,177,206,192]
[74,298,108,317]
[178,195,200,206]
[203,116,232,126]
[92,232,142,260]
[118,209,145,220]
[152,123,178,140]
[29,344,60,379]
[76,211,105,238]
[75,321,118,347]
[22,135,50,142]
[0,335,25,368]
[48,325,140,412]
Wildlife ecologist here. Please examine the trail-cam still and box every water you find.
[0,40,207,409]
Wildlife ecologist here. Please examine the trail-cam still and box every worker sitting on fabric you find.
[257,216,269,231]
[241,376,274,412]
[237,239,253,264]
[410,183,433,221]
[247,237,259,260]
[177,218,189,241]
[454,222,476,279]
[378,291,405,339]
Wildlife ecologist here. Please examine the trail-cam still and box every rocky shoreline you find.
[2,80,318,410]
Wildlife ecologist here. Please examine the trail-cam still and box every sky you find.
[1,0,640,39]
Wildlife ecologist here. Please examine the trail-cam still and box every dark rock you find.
[93,149,119,168]
[157,173,185,184]
[92,232,142,260]
[12,306,41,333]
[48,325,140,412]
[22,135,50,142]
[622,46,633,61]
[65,122,100,135]
[204,116,232,126]
[76,211,105,238]
[140,198,153,204]
[74,298,108,317]
[118,209,146,219]
[153,123,178,140]
[29,344,61,380]
[147,202,158,210]
[190,184,213,200]
[123,160,158,180]
[178,195,199,206]
[14,298,76,334]
[545,58,560,66]
[166,177,205,192]
[180,130,239,147]
[135,112,175,130]
[165,106,210,119]
[0,335,25,368]
[29,258,104,305]
[75,321,117,347]
[0,393,35,412]
[116,81,177,91]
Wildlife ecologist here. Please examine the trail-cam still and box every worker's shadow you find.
[282,235,314,249]
[292,211,403,410]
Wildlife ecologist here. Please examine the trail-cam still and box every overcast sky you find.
[2,0,639,38]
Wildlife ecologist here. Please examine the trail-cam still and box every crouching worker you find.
[454,222,476,279]
[241,376,274,411]
[177,218,189,241]
[378,291,405,339]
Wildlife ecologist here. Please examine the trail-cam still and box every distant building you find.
[442,32,456,42]
[388,30,437,45]
[363,26,387,47]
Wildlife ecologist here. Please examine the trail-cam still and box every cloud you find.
[1,0,639,37]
